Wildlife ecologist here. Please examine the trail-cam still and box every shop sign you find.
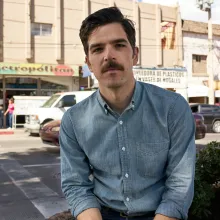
[0,63,79,76]
[133,67,187,89]
[13,96,50,115]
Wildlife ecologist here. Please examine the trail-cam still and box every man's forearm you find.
[154,214,177,220]
[77,208,102,220]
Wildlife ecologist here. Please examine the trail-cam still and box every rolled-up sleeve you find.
[59,110,101,217]
[155,95,196,219]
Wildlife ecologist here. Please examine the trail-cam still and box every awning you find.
[187,85,209,97]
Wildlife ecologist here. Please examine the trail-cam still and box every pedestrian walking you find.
[59,7,196,220]
[4,98,14,129]
[0,105,3,128]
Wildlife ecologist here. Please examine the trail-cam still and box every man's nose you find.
[103,46,115,61]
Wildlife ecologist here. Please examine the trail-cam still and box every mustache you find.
[101,60,124,73]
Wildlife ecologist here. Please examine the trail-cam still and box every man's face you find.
[86,23,138,89]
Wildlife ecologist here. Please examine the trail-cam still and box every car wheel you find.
[30,132,39,137]
[212,120,220,133]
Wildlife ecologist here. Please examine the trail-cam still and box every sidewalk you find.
[0,156,68,220]
[0,128,14,135]
[0,128,25,135]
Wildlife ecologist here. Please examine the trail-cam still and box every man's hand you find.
[77,208,102,220]
[154,214,178,220]
[42,120,61,131]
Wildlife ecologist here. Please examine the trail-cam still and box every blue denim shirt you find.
[60,81,196,219]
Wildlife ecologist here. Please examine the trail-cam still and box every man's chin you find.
[105,82,123,89]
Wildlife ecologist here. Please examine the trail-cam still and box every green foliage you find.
[196,142,220,185]
[189,175,215,219]
[189,141,220,220]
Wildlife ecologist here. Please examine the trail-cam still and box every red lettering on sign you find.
[53,65,74,76]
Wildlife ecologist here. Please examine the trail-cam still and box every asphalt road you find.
[0,130,219,220]
[0,130,67,220]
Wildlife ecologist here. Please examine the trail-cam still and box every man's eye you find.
[93,48,102,53]
[116,44,125,48]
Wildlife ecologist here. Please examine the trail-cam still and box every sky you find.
[141,0,220,24]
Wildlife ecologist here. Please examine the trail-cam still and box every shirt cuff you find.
[155,201,186,220]
[73,197,101,218]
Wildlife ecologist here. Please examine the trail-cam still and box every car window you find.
[200,106,212,113]
[59,95,76,107]
[191,106,198,113]
[212,106,220,112]
[42,94,60,108]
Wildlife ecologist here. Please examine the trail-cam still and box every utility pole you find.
[196,0,215,104]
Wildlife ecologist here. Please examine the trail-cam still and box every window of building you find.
[194,55,202,62]
[192,54,207,76]
[6,77,37,89]
[161,21,176,50]
[31,23,52,36]
[40,80,68,96]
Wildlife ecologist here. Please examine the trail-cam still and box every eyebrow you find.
[89,38,128,51]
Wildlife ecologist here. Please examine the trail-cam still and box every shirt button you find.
[125,173,129,178]
[122,147,126,151]
[126,197,130,202]
[119,120,123,125]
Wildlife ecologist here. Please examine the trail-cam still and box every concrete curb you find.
[0,130,14,135]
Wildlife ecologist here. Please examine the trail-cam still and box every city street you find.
[0,130,219,220]
[0,130,68,220]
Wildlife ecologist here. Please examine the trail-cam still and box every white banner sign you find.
[133,68,187,89]
[13,96,50,115]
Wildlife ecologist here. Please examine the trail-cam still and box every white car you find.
[24,90,95,135]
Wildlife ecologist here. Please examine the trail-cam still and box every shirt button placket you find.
[119,119,130,205]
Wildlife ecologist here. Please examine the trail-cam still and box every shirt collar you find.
[96,81,141,115]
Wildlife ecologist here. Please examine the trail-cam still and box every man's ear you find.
[85,56,93,72]
[133,47,139,66]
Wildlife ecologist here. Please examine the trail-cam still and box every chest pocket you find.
[136,141,169,177]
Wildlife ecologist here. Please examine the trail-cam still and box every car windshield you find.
[42,94,60,108]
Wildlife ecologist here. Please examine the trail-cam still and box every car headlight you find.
[25,116,30,123]
[30,115,39,123]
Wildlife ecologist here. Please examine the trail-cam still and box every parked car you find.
[39,120,60,147]
[25,90,95,135]
[193,113,207,139]
[190,103,220,133]
[40,114,205,146]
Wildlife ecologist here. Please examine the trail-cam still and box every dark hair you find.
[79,7,136,55]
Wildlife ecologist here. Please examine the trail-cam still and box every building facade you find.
[182,20,220,104]
[0,0,184,110]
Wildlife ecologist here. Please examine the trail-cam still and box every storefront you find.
[0,62,79,110]
[215,90,220,105]
[187,84,209,104]
[133,67,188,99]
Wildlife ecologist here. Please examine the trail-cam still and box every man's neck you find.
[99,79,136,114]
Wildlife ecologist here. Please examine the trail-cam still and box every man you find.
[59,7,196,220]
